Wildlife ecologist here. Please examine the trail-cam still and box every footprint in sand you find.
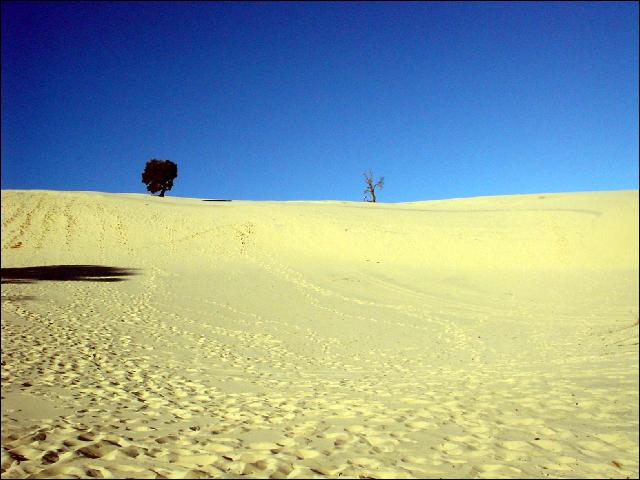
[77,441,118,460]
[498,440,531,451]
[405,420,432,430]
[533,439,564,452]
[295,448,321,459]
[473,464,523,478]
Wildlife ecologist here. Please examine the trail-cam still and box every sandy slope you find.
[1,189,638,479]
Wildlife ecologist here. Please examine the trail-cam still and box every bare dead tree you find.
[363,170,384,202]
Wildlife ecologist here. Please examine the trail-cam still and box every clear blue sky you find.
[2,1,638,201]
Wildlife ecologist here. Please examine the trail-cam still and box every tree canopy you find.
[141,159,178,197]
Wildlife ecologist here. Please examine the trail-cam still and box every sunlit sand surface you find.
[1,189,638,479]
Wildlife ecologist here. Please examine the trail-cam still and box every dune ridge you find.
[1,189,638,479]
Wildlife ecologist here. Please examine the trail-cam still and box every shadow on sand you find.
[1,295,37,302]
[1,265,139,284]
[202,199,232,202]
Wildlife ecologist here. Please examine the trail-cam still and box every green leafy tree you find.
[142,159,178,197]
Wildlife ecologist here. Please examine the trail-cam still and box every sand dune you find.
[1,189,638,479]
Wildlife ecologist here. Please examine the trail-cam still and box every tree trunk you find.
[371,189,376,202]
[159,189,166,197]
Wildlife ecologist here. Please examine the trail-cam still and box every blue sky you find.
[2,1,638,201]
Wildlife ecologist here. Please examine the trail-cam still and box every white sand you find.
[1,188,638,479]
